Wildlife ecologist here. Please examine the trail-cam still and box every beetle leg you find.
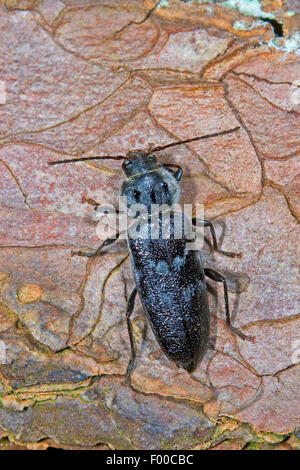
[126,288,138,377]
[192,218,241,258]
[163,164,183,182]
[204,268,254,342]
[71,232,120,258]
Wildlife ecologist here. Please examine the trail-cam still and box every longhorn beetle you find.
[49,126,253,374]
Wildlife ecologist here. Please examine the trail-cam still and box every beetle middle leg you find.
[71,232,120,258]
[204,268,253,341]
[192,218,241,258]
[126,288,138,377]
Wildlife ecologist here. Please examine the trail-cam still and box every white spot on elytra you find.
[172,255,184,272]
[181,284,196,303]
[156,260,169,274]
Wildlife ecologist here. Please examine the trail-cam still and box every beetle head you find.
[122,150,159,177]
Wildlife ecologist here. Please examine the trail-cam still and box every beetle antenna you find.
[48,155,126,165]
[149,126,240,153]
[47,127,240,165]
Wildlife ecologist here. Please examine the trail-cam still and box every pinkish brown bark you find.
[0,0,299,450]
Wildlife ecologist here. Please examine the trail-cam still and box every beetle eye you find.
[162,182,168,192]
[133,189,140,201]
[123,159,132,167]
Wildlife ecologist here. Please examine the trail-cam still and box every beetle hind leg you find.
[178,360,197,373]
[204,268,254,342]
[126,288,138,377]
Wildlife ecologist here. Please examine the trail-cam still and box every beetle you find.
[48,126,252,374]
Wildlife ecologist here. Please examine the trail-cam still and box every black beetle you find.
[48,126,252,374]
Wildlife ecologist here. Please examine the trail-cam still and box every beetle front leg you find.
[204,268,254,342]
[192,218,241,258]
[71,232,120,258]
[163,164,183,181]
[126,288,138,377]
